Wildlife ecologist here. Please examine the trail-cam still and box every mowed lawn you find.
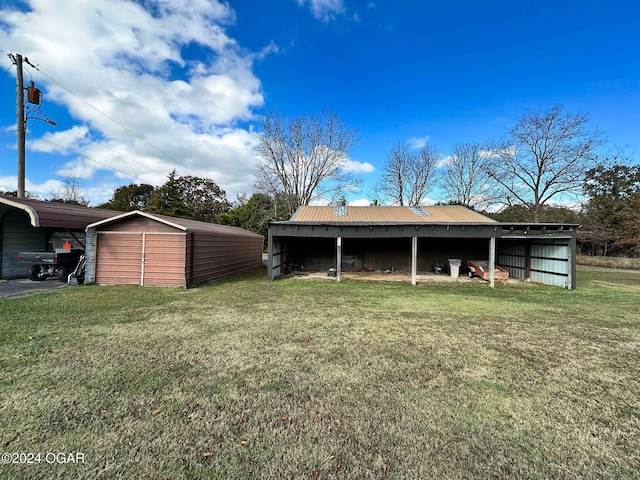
[0,267,638,479]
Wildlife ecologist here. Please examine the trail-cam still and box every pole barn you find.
[268,206,579,289]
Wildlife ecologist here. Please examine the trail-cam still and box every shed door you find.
[95,232,186,286]
[95,232,143,285]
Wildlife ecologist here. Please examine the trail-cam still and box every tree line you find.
[2,106,637,256]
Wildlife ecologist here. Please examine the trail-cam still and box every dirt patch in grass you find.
[0,267,638,478]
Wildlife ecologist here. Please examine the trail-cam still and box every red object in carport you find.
[467,260,509,283]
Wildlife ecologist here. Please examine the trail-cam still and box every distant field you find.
[577,254,640,270]
[0,266,638,479]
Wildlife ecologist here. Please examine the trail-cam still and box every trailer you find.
[466,260,509,283]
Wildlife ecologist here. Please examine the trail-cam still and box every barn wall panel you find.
[191,233,263,283]
[284,237,335,271]
[497,242,527,280]
[95,232,143,285]
[417,238,489,273]
[143,234,186,287]
[346,238,411,272]
[289,237,491,273]
[1,210,46,279]
[98,217,177,233]
[530,240,570,288]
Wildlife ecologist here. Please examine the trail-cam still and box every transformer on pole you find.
[8,54,54,198]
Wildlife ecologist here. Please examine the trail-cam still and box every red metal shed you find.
[85,211,263,287]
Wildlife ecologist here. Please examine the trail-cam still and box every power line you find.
[36,137,150,184]
[0,62,13,83]
[67,126,171,179]
[28,63,201,176]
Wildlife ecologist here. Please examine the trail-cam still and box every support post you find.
[569,232,577,290]
[336,236,342,282]
[267,228,274,281]
[489,237,496,288]
[525,240,531,281]
[411,236,417,286]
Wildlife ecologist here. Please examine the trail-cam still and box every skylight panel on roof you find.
[409,206,430,216]
[334,206,348,217]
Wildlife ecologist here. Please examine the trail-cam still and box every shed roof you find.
[87,210,263,238]
[285,205,498,224]
[0,195,119,229]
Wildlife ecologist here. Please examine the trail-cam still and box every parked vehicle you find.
[18,248,84,282]
[18,231,86,283]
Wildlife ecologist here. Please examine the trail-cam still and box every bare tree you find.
[486,105,604,222]
[50,176,89,206]
[442,142,498,210]
[255,110,359,217]
[376,142,440,206]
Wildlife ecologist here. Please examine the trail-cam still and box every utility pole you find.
[8,54,49,199]
[12,53,26,198]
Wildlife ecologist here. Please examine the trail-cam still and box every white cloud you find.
[296,0,345,21]
[351,198,371,206]
[341,158,375,174]
[480,146,517,158]
[437,154,453,169]
[0,0,268,202]
[0,175,66,198]
[408,135,430,149]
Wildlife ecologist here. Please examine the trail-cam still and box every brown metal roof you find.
[0,195,120,229]
[87,210,263,238]
[287,205,498,224]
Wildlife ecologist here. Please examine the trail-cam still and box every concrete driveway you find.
[0,278,67,299]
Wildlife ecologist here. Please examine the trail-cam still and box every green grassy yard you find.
[0,266,638,479]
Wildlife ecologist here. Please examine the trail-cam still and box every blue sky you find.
[1,0,638,206]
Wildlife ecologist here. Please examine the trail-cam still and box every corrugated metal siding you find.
[191,233,262,283]
[142,233,186,287]
[417,238,489,272]
[497,243,527,280]
[284,237,335,271]
[530,240,570,288]
[270,237,282,278]
[498,239,571,287]
[95,232,143,285]
[282,237,492,273]
[89,214,263,287]
[1,210,46,279]
[94,231,187,286]
[101,217,177,233]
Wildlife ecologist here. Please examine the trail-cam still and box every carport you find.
[0,195,118,280]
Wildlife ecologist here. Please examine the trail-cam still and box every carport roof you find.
[285,205,498,224]
[87,210,263,238]
[0,195,119,229]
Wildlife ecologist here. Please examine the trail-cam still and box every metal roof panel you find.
[285,205,497,224]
